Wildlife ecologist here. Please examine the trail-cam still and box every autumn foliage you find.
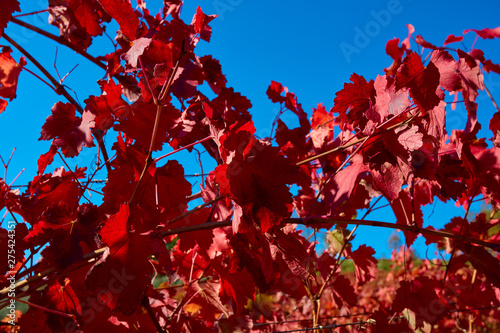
[1,1,500,332]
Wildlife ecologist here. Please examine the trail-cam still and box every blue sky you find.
[1,0,500,258]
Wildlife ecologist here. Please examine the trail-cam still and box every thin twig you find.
[484,82,500,113]
[10,17,139,94]
[142,297,166,333]
[8,297,76,319]
[155,136,212,163]
[129,40,186,203]
[22,67,58,93]
[296,110,417,166]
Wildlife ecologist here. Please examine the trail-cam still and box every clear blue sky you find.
[1,0,500,258]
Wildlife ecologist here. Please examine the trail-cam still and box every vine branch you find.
[2,32,112,174]
[10,17,139,94]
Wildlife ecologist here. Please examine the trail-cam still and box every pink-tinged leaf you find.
[370,162,404,202]
[331,275,357,308]
[188,280,230,318]
[97,0,139,41]
[464,26,500,39]
[122,37,151,68]
[0,0,20,37]
[430,50,461,92]
[324,155,368,214]
[270,230,314,280]
[444,34,463,45]
[39,102,95,157]
[348,245,378,287]
[163,0,182,19]
[403,24,415,49]
[388,89,409,116]
[398,125,423,151]
[457,49,483,102]
[423,100,446,139]
[392,276,447,328]
[373,75,390,121]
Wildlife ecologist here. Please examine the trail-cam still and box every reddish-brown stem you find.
[442,185,480,285]
[142,297,166,333]
[162,195,223,230]
[484,82,500,113]
[138,56,158,105]
[8,168,24,187]
[8,297,75,319]
[57,152,82,187]
[155,136,212,162]
[22,67,58,93]
[2,33,80,109]
[2,216,498,302]
[296,110,417,166]
[0,247,106,299]
[295,216,500,249]
[307,134,371,217]
[129,42,185,204]
[312,196,382,322]
[13,9,52,17]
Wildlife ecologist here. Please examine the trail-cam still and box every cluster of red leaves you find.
[271,243,500,332]
[0,1,500,332]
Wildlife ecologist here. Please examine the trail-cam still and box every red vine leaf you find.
[39,102,95,157]
[48,0,111,50]
[348,244,378,287]
[395,50,441,112]
[85,203,156,315]
[392,276,447,328]
[266,80,286,104]
[331,73,374,127]
[0,46,25,113]
[97,0,139,41]
[443,34,463,45]
[464,26,500,39]
[0,0,19,38]
[191,6,217,42]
